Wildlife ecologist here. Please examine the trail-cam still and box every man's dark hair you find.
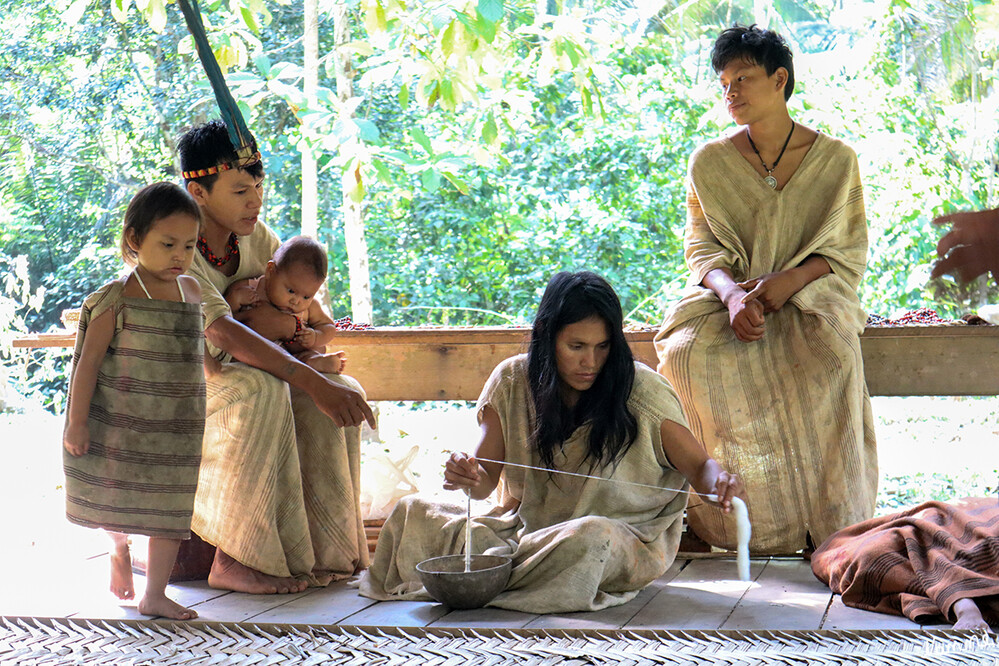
[712,24,795,101]
[177,119,264,190]
[527,271,638,472]
[273,235,328,281]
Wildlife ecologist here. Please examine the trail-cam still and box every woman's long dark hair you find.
[527,271,638,470]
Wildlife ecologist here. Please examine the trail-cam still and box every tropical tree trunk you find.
[302,0,332,308]
[301,0,319,242]
[333,1,374,323]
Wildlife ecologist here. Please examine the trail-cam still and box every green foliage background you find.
[3,0,999,411]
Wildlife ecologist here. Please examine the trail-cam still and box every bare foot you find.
[305,352,343,374]
[208,550,307,594]
[138,593,198,620]
[953,598,993,632]
[109,542,135,600]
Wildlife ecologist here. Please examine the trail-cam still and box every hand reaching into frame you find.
[931,208,999,284]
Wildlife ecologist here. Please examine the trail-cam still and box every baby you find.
[225,235,346,374]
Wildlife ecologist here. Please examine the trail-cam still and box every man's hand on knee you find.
[312,380,376,428]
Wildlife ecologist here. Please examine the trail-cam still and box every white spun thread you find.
[465,491,472,572]
[707,494,751,582]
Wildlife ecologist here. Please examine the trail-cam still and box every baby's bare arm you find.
[304,300,337,348]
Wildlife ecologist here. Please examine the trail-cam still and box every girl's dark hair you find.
[121,182,202,265]
[273,235,328,281]
[527,271,638,470]
[177,119,264,190]
[712,24,795,100]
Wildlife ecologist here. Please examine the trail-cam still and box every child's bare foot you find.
[208,550,307,594]
[109,542,135,600]
[953,598,993,632]
[306,352,343,374]
[138,593,198,620]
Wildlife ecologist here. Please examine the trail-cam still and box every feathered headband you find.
[177,0,261,179]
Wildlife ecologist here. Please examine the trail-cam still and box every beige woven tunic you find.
[188,221,367,583]
[655,133,877,554]
[64,278,205,539]
[360,355,690,613]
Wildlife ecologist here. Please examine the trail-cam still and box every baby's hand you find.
[294,327,319,349]
[64,423,90,457]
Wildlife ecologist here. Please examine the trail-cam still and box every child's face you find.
[129,213,200,282]
[265,262,323,314]
[190,168,264,236]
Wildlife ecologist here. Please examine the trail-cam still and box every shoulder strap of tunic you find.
[133,269,186,302]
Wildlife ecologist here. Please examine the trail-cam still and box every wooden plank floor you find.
[3,552,932,631]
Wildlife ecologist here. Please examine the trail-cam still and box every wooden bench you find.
[15,324,999,398]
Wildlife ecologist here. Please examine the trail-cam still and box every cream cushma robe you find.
[188,221,367,584]
[360,355,690,613]
[655,133,877,554]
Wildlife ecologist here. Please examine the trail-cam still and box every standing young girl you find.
[63,182,206,620]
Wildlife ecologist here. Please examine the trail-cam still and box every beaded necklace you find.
[197,233,239,267]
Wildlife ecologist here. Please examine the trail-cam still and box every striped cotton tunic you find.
[655,133,877,554]
[63,278,206,539]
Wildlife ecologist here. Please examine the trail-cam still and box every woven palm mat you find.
[2,617,997,665]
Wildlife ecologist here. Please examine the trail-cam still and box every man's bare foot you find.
[109,542,135,600]
[208,550,307,594]
[953,598,993,632]
[138,593,198,620]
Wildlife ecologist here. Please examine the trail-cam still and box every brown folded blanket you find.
[810,497,999,624]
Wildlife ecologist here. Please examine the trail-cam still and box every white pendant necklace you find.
[747,121,795,189]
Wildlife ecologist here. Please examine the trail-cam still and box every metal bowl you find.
[415,554,513,610]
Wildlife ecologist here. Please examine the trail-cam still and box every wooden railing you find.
[14,325,999,399]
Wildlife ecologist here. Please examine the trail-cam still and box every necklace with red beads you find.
[197,233,239,267]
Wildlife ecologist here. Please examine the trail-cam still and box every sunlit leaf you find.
[372,158,392,184]
[441,22,455,57]
[481,114,497,145]
[474,10,497,43]
[440,78,455,109]
[355,119,381,142]
[421,168,441,192]
[363,0,388,34]
[345,41,376,57]
[253,52,272,77]
[441,171,469,194]
[410,127,433,155]
[240,7,261,35]
[140,0,167,33]
[111,0,131,23]
[381,149,425,167]
[477,0,503,23]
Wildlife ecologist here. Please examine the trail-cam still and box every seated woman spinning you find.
[360,271,743,613]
